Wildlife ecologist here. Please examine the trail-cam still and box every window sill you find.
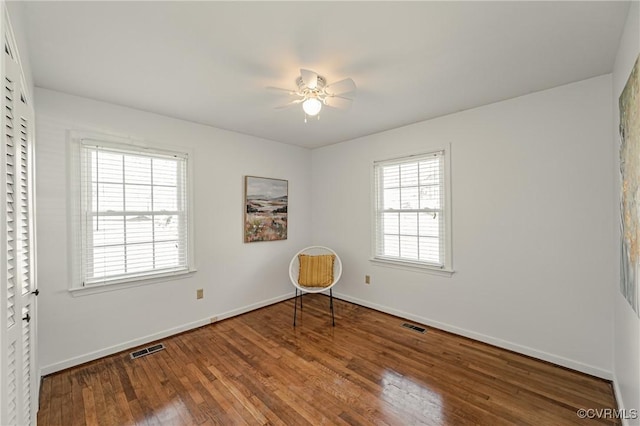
[69,269,197,297]
[369,258,454,277]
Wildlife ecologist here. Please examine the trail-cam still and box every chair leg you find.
[293,288,298,327]
[330,288,335,327]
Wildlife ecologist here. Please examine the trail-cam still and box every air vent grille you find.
[401,323,426,333]
[130,343,165,359]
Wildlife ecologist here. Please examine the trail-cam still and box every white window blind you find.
[79,141,189,286]
[374,151,449,269]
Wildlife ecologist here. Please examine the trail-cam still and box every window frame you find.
[370,146,453,276]
[68,131,196,294]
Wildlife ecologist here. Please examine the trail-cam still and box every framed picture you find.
[619,54,640,317]
[244,176,288,242]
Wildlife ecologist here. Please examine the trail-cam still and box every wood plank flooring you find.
[38,295,619,425]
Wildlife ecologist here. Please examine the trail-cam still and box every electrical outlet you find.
[365,275,371,284]
[196,289,204,299]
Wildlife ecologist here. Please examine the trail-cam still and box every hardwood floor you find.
[38,295,619,425]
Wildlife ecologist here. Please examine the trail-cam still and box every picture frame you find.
[619,54,640,317]
[244,176,288,242]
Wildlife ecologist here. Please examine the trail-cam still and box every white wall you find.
[312,75,614,378]
[612,1,640,422]
[35,88,312,373]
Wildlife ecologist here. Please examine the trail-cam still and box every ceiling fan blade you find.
[324,96,353,110]
[274,99,303,109]
[300,69,318,89]
[325,78,357,96]
[266,86,297,95]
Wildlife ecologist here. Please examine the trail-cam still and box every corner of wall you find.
[611,1,640,422]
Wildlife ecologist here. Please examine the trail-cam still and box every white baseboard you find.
[40,293,292,376]
[334,292,613,380]
[612,375,639,426]
[613,378,626,426]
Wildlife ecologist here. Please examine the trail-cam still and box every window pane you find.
[127,243,154,273]
[91,245,125,278]
[124,155,151,184]
[125,184,152,211]
[153,158,177,186]
[80,143,189,286]
[90,150,96,181]
[155,241,180,269]
[420,185,440,210]
[418,212,439,237]
[419,158,440,185]
[401,186,419,209]
[383,212,399,234]
[383,235,399,257]
[153,186,177,211]
[399,235,418,260]
[94,183,123,212]
[374,151,447,268]
[154,215,179,241]
[383,165,400,188]
[126,216,153,244]
[92,216,124,246]
[399,212,418,235]
[96,152,123,183]
[383,188,400,210]
[400,162,419,186]
[419,237,440,264]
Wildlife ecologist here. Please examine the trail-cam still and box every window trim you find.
[370,145,454,275]
[68,269,197,297]
[67,131,196,293]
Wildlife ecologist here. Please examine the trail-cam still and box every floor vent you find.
[130,343,165,360]
[402,323,427,333]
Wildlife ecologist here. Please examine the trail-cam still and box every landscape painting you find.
[244,176,288,242]
[619,54,640,317]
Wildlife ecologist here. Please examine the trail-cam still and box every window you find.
[71,137,192,288]
[373,149,452,273]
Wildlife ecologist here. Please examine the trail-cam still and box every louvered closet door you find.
[1,21,37,426]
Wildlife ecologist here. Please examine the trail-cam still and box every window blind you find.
[374,151,446,267]
[79,142,189,285]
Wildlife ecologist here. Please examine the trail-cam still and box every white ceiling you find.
[21,1,629,149]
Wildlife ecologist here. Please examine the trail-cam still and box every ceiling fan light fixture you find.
[302,98,322,116]
[270,69,355,121]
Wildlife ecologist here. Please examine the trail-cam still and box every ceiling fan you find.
[268,69,356,122]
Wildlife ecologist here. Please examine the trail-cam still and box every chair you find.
[289,246,342,326]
